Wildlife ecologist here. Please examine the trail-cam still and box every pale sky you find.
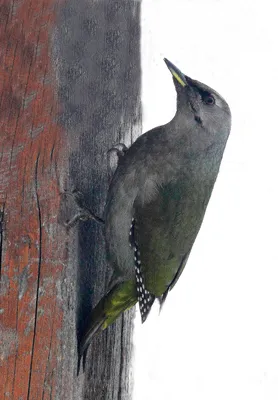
[133,1,278,399]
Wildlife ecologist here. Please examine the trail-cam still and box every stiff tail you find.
[77,280,137,374]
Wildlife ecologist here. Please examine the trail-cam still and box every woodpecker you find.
[78,58,231,364]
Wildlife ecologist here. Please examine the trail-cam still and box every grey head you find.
[164,58,231,153]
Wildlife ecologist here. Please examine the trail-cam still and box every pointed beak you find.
[164,58,188,87]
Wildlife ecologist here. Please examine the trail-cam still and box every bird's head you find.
[164,58,231,150]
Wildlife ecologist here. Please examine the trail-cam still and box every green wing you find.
[133,179,203,297]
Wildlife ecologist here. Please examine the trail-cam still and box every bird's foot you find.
[63,189,104,229]
[107,142,128,159]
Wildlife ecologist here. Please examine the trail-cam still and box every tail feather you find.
[77,316,106,375]
[77,280,137,374]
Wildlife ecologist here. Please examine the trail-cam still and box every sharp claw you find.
[107,142,128,158]
[62,190,105,227]
[64,212,88,229]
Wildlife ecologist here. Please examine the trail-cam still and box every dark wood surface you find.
[0,0,141,398]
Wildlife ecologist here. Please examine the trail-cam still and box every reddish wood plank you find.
[0,0,141,398]
[0,1,67,398]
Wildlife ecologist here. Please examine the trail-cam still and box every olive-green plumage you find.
[79,58,231,362]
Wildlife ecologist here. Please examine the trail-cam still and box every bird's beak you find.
[164,58,188,87]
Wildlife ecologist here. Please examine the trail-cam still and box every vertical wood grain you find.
[0,0,141,398]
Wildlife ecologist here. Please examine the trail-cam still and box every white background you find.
[133,0,278,399]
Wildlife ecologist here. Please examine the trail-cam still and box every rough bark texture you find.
[0,0,141,398]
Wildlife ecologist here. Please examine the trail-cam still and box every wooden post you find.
[0,0,141,398]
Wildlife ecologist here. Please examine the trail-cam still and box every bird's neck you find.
[169,110,196,134]
[166,112,227,159]
[161,115,226,186]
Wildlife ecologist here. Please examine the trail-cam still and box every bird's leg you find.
[63,189,105,228]
[107,142,128,159]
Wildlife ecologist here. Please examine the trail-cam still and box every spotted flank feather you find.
[130,218,155,323]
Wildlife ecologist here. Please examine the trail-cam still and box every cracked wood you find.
[0,0,141,399]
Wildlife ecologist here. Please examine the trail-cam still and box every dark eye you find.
[202,93,215,106]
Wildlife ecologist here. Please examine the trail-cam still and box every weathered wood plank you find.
[0,0,141,398]
[0,1,67,398]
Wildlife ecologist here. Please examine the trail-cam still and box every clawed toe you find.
[107,142,128,158]
[62,189,105,227]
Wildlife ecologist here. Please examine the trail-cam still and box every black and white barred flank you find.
[130,218,155,323]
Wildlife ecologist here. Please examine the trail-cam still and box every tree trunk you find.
[0,0,141,398]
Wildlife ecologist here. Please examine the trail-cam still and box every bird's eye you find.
[202,94,215,106]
